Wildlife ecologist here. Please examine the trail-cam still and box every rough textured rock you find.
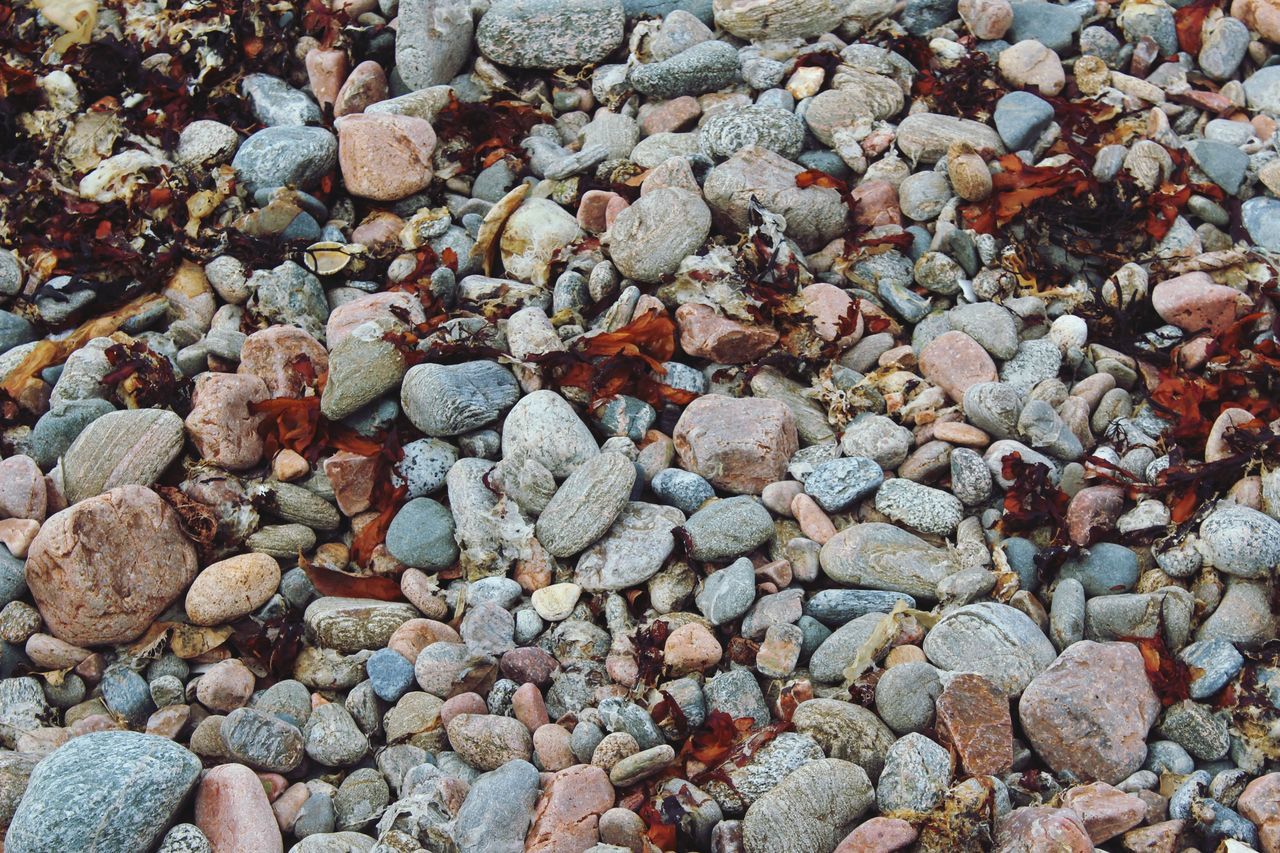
[741,759,874,853]
[61,408,185,503]
[702,147,848,250]
[1019,641,1161,784]
[6,732,201,853]
[26,486,198,646]
[673,395,798,494]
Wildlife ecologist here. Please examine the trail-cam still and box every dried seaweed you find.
[530,308,698,407]
[299,551,404,601]
[230,610,306,678]
[998,452,1071,541]
[102,339,191,412]
[430,95,549,177]
[1124,633,1193,706]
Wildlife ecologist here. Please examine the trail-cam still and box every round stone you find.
[26,486,198,647]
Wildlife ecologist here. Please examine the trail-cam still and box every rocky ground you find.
[0,0,1279,851]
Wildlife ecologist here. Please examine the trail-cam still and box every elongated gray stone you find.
[820,522,958,599]
[536,453,635,557]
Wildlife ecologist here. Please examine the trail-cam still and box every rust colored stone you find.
[935,673,1013,777]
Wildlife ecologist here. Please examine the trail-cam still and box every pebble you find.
[696,557,757,626]
[924,602,1056,695]
[1198,503,1280,577]
[699,105,806,160]
[536,452,635,557]
[630,40,740,98]
[61,408,184,503]
[873,479,964,536]
[401,360,521,437]
[839,414,911,468]
[681,496,774,561]
[993,91,1056,151]
[702,146,847,250]
[608,188,710,283]
[1178,638,1244,700]
[1152,271,1251,336]
[232,127,337,193]
[919,331,998,402]
[875,661,942,733]
[803,456,884,512]
[385,498,458,570]
[575,501,683,591]
[396,0,473,89]
[821,522,959,599]
[221,708,305,773]
[741,759,873,853]
[876,733,952,813]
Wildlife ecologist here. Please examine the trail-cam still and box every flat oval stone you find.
[1152,272,1250,336]
[820,522,958,600]
[304,598,419,654]
[741,758,873,853]
[476,0,625,69]
[1198,504,1280,578]
[185,553,282,627]
[896,113,1005,164]
[536,453,636,557]
[61,408,185,503]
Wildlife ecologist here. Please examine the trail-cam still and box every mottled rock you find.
[27,486,198,646]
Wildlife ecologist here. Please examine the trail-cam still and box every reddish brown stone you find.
[238,325,329,398]
[527,764,616,853]
[1151,271,1250,337]
[676,303,779,363]
[835,817,918,852]
[935,673,1013,777]
[195,763,283,853]
[26,486,198,647]
[185,372,270,470]
[333,59,388,117]
[919,331,998,402]
[1120,819,1184,853]
[1065,485,1126,546]
[995,807,1091,853]
[1018,641,1160,784]
[848,181,901,228]
[801,282,864,344]
[335,113,435,201]
[672,394,798,495]
[1060,782,1147,843]
[324,451,380,516]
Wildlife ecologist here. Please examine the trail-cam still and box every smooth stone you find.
[6,732,201,853]
[820,523,958,600]
[385,498,458,570]
[231,127,337,193]
[924,602,1056,695]
[61,408,184,503]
